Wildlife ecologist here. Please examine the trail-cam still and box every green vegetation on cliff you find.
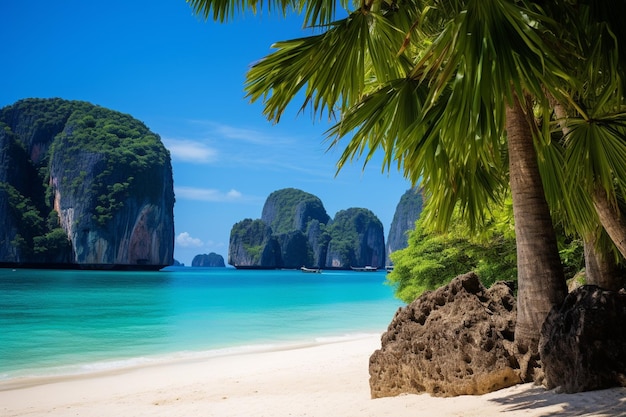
[0,98,173,265]
[229,188,386,269]
[230,219,271,264]
[327,207,384,267]
[49,102,169,226]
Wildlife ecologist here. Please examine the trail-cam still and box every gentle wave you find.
[0,332,382,383]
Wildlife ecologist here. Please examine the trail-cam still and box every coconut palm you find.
[187,0,626,372]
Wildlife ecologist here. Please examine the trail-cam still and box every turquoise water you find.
[0,267,403,380]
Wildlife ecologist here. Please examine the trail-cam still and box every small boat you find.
[301,266,322,273]
[385,265,394,273]
[350,266,378,272]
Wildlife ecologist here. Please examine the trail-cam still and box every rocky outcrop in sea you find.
[0,98,174,269]
[192,253,226,267]
[228,188,385,269]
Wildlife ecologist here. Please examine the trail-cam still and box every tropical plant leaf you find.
[245,6,412,122]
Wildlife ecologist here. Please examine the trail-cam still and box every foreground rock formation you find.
[0,98,174,269]
[369,272,520,398]
[540,285,626,393]
[229,188,385,269]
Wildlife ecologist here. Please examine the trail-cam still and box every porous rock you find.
[369,272,520,398]
[539,285,626,393]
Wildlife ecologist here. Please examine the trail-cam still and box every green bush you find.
[387,194,517,303]
[388,199,585,303]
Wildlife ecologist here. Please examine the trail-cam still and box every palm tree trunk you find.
[584,232,622,291]
[506,94,567,363]
[593,187,626,261]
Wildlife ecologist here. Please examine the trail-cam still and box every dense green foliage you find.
[0,98,75,147]
[0,182,70,261]
[388,214,517,303]
[389,204,585,303]
[1,183,43,258]
[33,228,71,257]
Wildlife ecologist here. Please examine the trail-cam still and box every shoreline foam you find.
[2,335,626,417]
[0,332,381,390]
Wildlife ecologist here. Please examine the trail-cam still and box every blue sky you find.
[1,0,412,265]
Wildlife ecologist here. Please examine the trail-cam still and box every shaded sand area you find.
[2,335,625,417]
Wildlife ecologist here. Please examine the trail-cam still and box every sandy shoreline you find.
[2,335,625,417]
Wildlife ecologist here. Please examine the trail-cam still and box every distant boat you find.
[301,266,322,273]
[385,266,394,273]
[350,266,378,272]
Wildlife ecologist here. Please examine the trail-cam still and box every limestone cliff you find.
[325,208,385,269]
[230,189,331,269]
[306,219,330,267]
[228,188,386,269]
[0,98,174,269]
[261,188,330,234]
[228,219,281,268]
[386,187,424,265]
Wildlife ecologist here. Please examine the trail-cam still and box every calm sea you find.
[0,267,403,381]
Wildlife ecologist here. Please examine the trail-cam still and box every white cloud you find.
[175,186,244,202]
[226,189,242,199]
[164,138,217,163]
[215,125,276,145]
[176,232,204,248]
[188,119,294,146]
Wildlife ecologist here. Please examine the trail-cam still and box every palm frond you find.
[245,7,411,121]
[327,75,508,231]
[535,125,598,236]
[187,0,292,22]
[564,112,626,206]
[409,0,570,145]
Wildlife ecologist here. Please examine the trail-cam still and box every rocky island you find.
[0,98,175,270]
[228,188,385,269]
[192,253,226,267]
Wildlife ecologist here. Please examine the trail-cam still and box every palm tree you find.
[505,94,566,357]
[187,0,626,371]
[540,2,626,290]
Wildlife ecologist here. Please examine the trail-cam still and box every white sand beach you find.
[1,335,625,417]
